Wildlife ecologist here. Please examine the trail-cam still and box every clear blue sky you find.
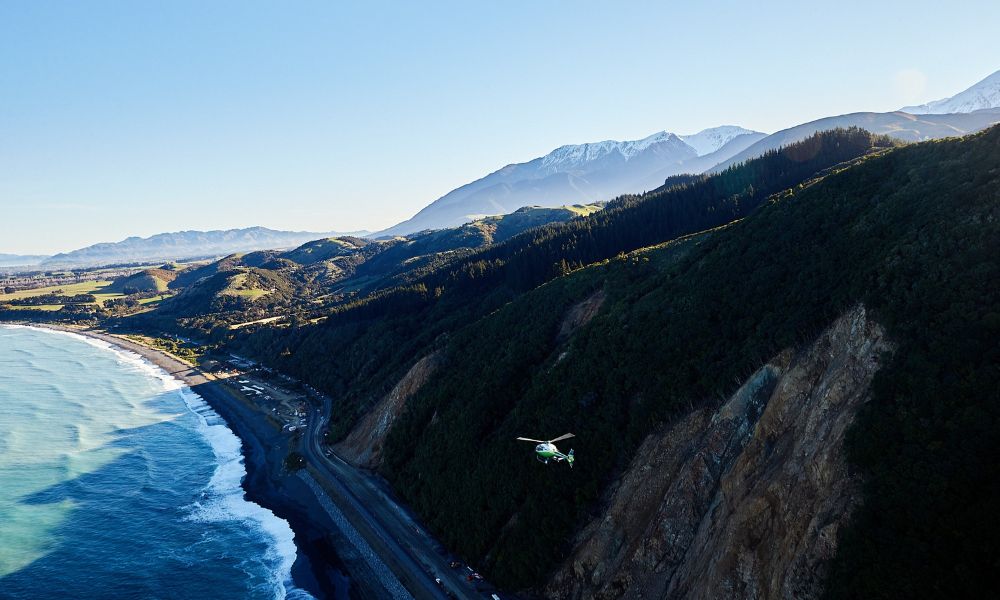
[2,0,998,254]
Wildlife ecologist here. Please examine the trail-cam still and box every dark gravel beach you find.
[36,325,352,599]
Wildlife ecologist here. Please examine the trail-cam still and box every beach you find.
[34,324,352,599]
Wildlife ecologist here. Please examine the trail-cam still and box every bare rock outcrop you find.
[545,305,890,600]
[335,350,443,469]
[558,289,607,342]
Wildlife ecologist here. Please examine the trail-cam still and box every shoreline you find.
[27,324,350,600]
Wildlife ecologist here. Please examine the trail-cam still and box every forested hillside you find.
[228,128,899,435]
[377,126,999,594]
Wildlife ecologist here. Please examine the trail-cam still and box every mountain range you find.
[900,69,1000,114]
[375,126,766,237]
[379,70,1000,236]
[41,227,369,268]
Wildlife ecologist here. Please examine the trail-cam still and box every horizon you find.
[3,1,1000,254]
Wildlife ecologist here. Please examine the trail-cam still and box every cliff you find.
[546,305,891,599]
[335,351,443,469]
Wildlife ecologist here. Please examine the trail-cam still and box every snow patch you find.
[541,130,685,169]
[680,126,759,157]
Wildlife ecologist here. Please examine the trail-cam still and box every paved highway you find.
[300,393,491,600]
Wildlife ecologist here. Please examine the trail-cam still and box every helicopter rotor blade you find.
[516,437,546,443]
[548,433,575,443]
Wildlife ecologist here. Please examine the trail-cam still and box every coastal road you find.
[301,394,489,600]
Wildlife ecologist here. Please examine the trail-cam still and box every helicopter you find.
[516,433,575,467]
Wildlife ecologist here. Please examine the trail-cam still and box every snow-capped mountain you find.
[900,69,1000,114]
[539,131,683,172]
[680,126,758,157]
[376,126,765,237]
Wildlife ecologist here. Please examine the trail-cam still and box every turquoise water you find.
[0,325,310,599]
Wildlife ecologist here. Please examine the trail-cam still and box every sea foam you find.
[181,385,300,599]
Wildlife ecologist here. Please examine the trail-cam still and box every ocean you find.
[0,325,312,599]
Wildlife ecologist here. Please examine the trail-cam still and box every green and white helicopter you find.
[517,433,575,467]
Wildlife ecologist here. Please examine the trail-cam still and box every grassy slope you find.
[219,272,270,300]
[0,280,111,300]
[0,280,123,310]
[381,127,1000,593]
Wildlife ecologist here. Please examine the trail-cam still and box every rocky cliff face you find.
[335,351,443,469]
[545,305,891,600]
[558,289,607,342]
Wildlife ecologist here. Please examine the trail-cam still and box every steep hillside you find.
[709,109,1000,172]
[546,306,890,599]
[335,351,444,469]
[375,126,998,593]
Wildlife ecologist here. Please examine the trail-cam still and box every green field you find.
[20,304,65,311]
[0,280,129,310]
[0,280,111,299]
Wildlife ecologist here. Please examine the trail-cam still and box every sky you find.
[2,1,999,254]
